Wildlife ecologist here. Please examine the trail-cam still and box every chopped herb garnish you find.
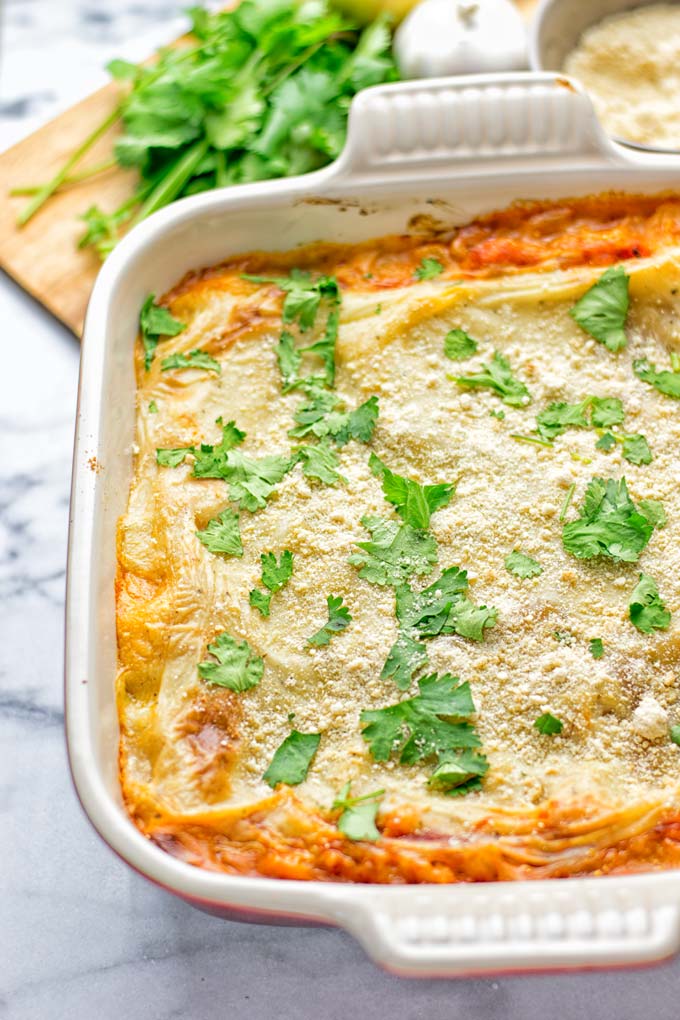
[443,328,478,361]
[622,433,652,466]
[308,594,352,646]
[160,349,221,374]
[349,516,438,587]
[489,409,505,420]
[450,351,531,407]
[634,358,680,399]
[562,476,659,562]
[382,568,496,689]
[139,294,186,370]
[553,630,573,644]
[250,550,294,617]
[360,672,488,794]
[332,783,384,841]
[596,432,616,451]
[156,446,193,468]
[589,638,604,659]
[629,573,671,634]
[198,632,263,691]
[414,257,444,280]
[380,631,429,690]
[295,438,346,485]
[263,730,320,787]
[243,269,339,331]
[289,390,379,445]
[569,265,629,351]
[148,400,158,413]
[639,499,666,528]
[196,507,242,557]
[511,434,553,448]
[670,725,680,747]
[535,395,623,441]
[504,550,543,579]
[369,452,453,530]
[221,451,293,511]
[276,331,302,392]
[534,712,563,735]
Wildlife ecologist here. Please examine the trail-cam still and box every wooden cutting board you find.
[0,0,538,337]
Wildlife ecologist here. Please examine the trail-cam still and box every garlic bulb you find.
[394,0,527,79]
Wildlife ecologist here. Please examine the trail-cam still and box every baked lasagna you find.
[117,192,680,882]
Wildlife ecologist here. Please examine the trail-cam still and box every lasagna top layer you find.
[117,192,680,882]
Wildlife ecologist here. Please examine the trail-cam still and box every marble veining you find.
[3,2,680,1017]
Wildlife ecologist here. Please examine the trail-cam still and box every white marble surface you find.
[3,3,680,1017]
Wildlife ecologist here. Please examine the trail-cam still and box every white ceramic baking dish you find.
[66,72,680,977]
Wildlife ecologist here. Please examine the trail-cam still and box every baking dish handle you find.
[333,72,626,182]
[325,883,680,976]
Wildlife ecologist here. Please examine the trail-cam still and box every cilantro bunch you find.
[16,1,398,248]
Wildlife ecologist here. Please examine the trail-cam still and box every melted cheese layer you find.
[117,192,680,882]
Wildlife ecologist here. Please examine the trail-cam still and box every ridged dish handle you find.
[325,883,680,976]
[334,72,623,181]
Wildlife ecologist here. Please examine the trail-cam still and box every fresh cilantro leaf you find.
[332,783,384,842]
[288,387,339,437]
[634,358,680,399]
[243,269,339,331]
[428,748,489,795]
[349,516,438,587]
[300,307,340,387]
[569,266,629,351]
[622,433,652,466]
[148,400,158,413]
[596,432,616,451]
[295,438,346,485]
[140,294,186,370]
[670,725,680,746]
[290,391,379,445]
[380,632,429,691]
[395,567,497,641]
[590,396,625,428]
[450,351,531,407]
[263,730,320,787]
[276,331,302,392]
[261,550,294,592]
[639,499,666,528]
[360,673,488,791]
[536,400,589,441]
[191,419,246,478]
[308,594,352,646]
[249,589,272,617]
[590,638,604,659]
[369,452,453,529]
[444,328,478,361]
[534,712,563,735]
[414,257,444,280]
[504,550,543,579]
[250,550,294,617]
[535,395,623,441]
[156,446,192,467]
[562,476,658,562]
[160,349,221,373]
[224,451,293,511]
[196,507,242,557]
[489,409,505,420]
[629,573,671,633]
[198,631,264,691]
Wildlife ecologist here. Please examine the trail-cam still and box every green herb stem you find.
[10,158,118,197]
[17,106,122,226]
[510,434,553,448]
[130,138,209,225]
[559,482,576,521]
